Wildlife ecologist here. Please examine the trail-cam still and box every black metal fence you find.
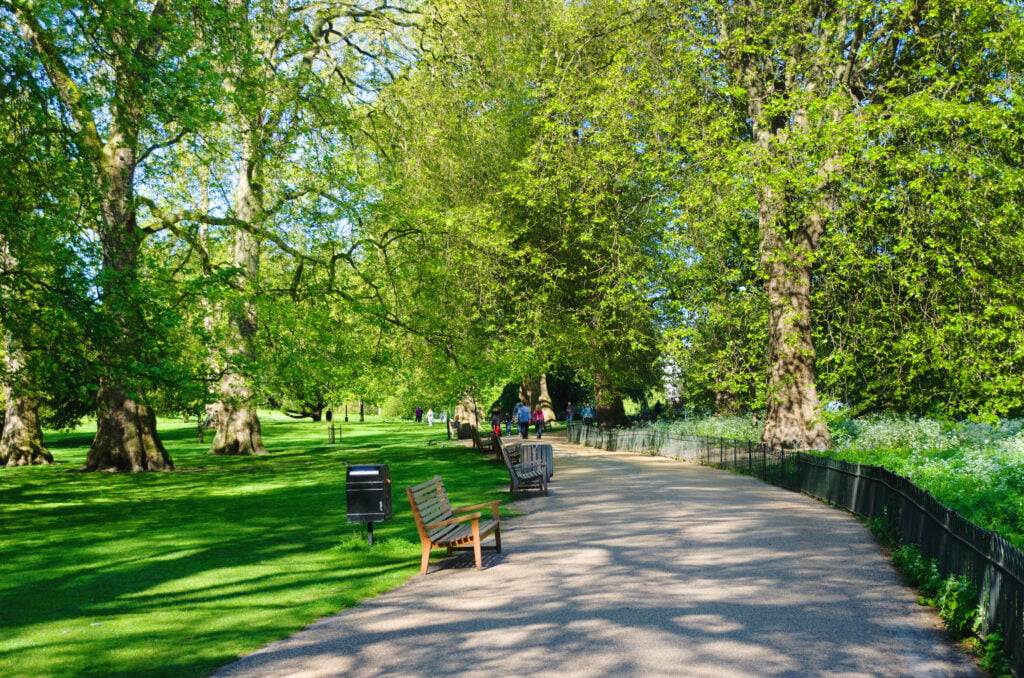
[567,424,1024,676]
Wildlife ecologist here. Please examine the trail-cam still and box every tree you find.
[133,1,417,452]
[0,20,95,465]
[353,0,557,402]
[5,0,232,470]
[495,1,673,427]
[812,55,1024,417]
[656,0,1024,445]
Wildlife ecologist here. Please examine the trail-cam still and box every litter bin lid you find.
[347,464,389,478]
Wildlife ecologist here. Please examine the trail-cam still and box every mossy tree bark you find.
[519,374,555,422]
[0,342,52,466]
[208,135,267,456]
[593,371,627,430]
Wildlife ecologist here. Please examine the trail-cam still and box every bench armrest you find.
[425,512,482,530]
[454,500,501,520]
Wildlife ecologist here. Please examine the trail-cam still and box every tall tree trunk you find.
[0,233,52,466]
[519,374,555,422]
[753,132,832,450]
[735,36,832,451]
[455,391,481,438]
[0,339,52,466]
[208,137,268,456]
[593,371,627,429]
[758,210,831,449]
[518,376,535,409]
[83,130,173,472]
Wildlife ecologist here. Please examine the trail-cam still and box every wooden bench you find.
[406,475,502,574]
[497,437,548,496]
[470,429,493,453]
[493,436,518,466]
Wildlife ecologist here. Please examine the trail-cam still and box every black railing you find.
[566,424,1024,677]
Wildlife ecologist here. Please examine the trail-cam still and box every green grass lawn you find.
[0,414,509,678]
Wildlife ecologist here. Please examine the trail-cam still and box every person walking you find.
[415,407,422,423]
[426,409,434,426]
[532,406,545,439]
[565,401,575,425]
[516,402,531,439]
[490,406,502,438]
[503,411,512,436]
[581,402,595,427]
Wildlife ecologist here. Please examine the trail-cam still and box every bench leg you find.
[494,525,502,553]
[420,543,432,575]
[472,520,483,570]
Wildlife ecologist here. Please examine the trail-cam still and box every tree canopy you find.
[2,0,1023,465]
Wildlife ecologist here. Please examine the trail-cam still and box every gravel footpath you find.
[213,434,982,678]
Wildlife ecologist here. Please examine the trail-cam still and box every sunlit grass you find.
[0,413,507,677]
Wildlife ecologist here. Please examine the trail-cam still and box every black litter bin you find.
[346,464,392,544]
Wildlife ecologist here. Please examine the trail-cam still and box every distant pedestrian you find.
[532,407,545,439]
[490,406,502,437]
[516,403,531,439]
[415,407,423,423]
[426,409,434,426]
[503,412,512,436]
[565,401,575,425]
[581,402,595,427]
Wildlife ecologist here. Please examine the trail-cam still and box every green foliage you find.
[891,545,944,597]
[656,0,1024,427]
[0,414,508,677]
[978,632,1012,677]
[8,0,1024,443]
[828,415,1024,548]
[932,574,978,640]
[891,546,981,641]
[866,508,899,550]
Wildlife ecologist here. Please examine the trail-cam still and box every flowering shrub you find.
[827,415,1024,548]
[649,415,763,441]
[655,413,1024,549]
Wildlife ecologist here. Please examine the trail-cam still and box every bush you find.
[932,574,977,639]
[891,545,943,598]
[824,415,1024,550]
[890,547,980,641]
[978,632,1012,677]
[866,509,898,549]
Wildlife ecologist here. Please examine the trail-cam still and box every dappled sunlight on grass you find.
[0,413,506,677]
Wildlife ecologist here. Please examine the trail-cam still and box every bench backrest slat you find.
[407,475,456,539]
